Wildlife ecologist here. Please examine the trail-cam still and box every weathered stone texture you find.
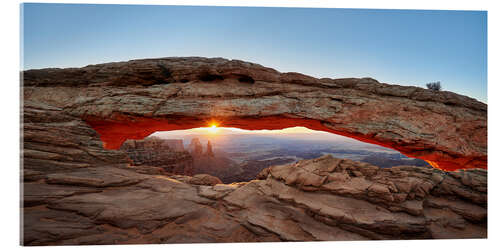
[22,156,486,245]
[21,57,487,245]
[23,57,486,170]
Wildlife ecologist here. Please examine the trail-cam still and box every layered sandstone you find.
[120,137,194,175]
[22,155,486,245]
[23,57,487,170]
[22,101,130,181]
[21,57,488,245]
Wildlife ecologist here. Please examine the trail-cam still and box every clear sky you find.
[21,3,487,102]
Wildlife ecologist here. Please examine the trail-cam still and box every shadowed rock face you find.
[23,57,486,171]
[22,155,486,245]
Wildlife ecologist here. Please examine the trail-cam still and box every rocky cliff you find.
[163,139,185,152]
[206,140,215,157]
[120,137,194,175]
[23,57,487,171]
[185,138,244,183]
[21,57,487,245]
[188,138,203,156]
[22,155,486,245]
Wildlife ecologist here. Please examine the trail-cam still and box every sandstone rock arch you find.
[23,57,487,171]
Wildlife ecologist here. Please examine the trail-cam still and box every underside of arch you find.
[23,57,487,172]
[84,114,485,171]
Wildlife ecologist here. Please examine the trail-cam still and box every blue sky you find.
[21,4,487,102]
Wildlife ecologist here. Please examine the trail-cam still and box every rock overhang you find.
[22,57,487,171]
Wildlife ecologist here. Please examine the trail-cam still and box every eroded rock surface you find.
[22,155,486,245]
[23,57,487,170]
[22,101,130,181]
[21,57,487,245]
[120,137,194,175]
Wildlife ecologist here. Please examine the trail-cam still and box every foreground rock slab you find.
[22,155,486,245]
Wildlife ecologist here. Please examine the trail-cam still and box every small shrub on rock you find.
[426,81,442,91]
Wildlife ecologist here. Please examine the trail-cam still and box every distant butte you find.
[23,57,486,170]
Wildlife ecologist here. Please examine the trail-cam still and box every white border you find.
[2,0,498,249]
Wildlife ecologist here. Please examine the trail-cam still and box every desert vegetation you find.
[426,81,442,91]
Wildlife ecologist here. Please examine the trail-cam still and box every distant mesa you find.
[188,138,215,157]
[188,138,203,156]
[120,137,194,176]
[120,136,238,182]
[205,140,215,157]
[163,139,185,152]
[185,138,242,182]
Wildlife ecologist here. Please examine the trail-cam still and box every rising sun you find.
[208,124,218,133]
